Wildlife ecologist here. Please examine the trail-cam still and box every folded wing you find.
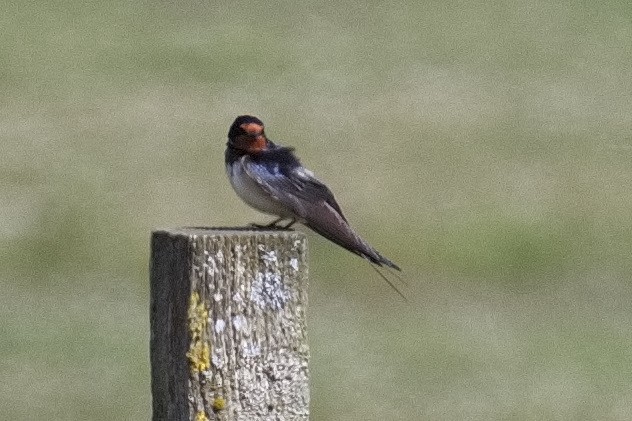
[243,154,400,270]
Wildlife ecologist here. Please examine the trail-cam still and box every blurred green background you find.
[2,0,632,419]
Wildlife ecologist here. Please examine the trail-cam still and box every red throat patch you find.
[240,122,264,136]
[247,135,267,152]
[237,122,267,152]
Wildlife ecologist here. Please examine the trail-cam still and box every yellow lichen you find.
[212,397,227,412]
[187,292,210,373]
[194,411,209,421]
[188,292,208,338]
[186,342,210,372]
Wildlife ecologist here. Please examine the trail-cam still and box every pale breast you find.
[226,161,293,217]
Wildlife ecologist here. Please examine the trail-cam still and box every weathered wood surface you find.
[150,228,309,421]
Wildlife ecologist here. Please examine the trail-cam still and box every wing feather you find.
[243,155,347,221]
[242,155,398,269]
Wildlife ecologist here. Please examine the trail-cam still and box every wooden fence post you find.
[150,228,309,421]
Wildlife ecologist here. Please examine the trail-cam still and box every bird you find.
[225,115,404,298]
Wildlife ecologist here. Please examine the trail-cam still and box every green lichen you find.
[186,292,210,373]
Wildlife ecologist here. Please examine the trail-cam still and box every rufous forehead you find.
[240,122,264,135]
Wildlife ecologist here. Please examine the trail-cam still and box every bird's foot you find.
[283,219,296,229]
[249,223,266,229]
[249,218,296,230]
[249,217,285,230]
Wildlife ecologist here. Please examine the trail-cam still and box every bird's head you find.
[227,115,269,153]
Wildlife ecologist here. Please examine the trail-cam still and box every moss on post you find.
[150,228,309,421]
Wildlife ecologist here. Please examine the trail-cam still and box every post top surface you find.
[152,227,305,238]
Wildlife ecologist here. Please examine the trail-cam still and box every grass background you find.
[2,0,632,419]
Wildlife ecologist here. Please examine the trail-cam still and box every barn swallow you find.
[225,115,404,297]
